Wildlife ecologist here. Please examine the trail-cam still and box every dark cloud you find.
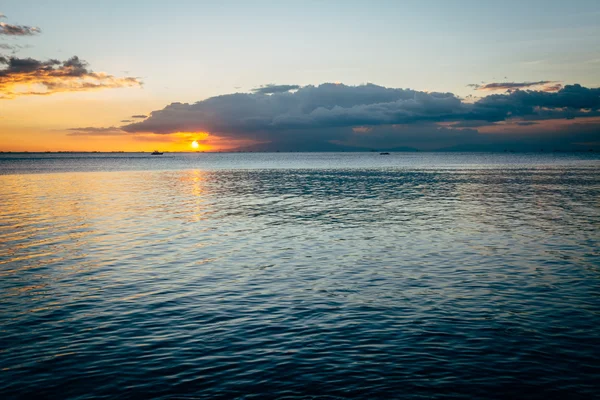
[113,82,600,151]
[251,84,301,94]
[340,123,481,151]
[472,84,600,119]
[450,120,497,128]
[0,55,142,98]
[121,119,133,123]
[131,114,147,119]
[0,21,41,36]
[123,83,599,134]
[123,83,466,137]
[469,81,558,91]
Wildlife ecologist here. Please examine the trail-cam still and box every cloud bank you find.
[0,56,142,98]
[117,82,600,151]
[123,84,467,135]
[123,83,600,133]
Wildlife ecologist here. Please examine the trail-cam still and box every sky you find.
[1,0,599,152]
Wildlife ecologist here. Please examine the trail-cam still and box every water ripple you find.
[0,153,599,399]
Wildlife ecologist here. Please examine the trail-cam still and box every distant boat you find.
[151,150,163,155]
[379,152,390,155]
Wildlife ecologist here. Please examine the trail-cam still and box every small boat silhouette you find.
[151,150,163,155]
[379,152,390,155]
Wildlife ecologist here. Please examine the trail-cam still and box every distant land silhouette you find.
[234,141,420,153]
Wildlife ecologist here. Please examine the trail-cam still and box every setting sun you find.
[191,140,199,149]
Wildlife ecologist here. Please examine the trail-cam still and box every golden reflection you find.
[176,169,209,222]
[0,169,215,316]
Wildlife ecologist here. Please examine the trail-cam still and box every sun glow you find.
[191,140,199,149]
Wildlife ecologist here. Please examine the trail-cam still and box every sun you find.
[191,140,199,149]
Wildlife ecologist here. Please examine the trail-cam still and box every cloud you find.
[542,83,563,92]
[131,134,181,143]
[251,84,301,94]
[468,81,558,91]
[352,126,372,133]
[340,123,481,151]
[449,120,497,128]
[123,83,599,134]
[0,55,142,98]
[111,82,600,151]
[123,83,468,137]
[0,43,31,54]
[0,21,41,36]
[66,127,187,144]
[66,127,126,136]
[0,14,6,19]
[515,121,539,126]
[131,114,147,119]
[473,84,600,119]
[121,119,133,123]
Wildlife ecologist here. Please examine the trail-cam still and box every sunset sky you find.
[1,0,599,152]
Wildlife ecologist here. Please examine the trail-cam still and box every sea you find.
[1,152,599,399]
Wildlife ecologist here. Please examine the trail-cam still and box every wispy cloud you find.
[131,114,147,119]
[0,43,31,54]
[541,83,563,92]
[0,21,41,36]
[449,120,497,128]
[515,121,539,126]
[251,84,300,94]
[468,81,559,91]
[352,126,372,133]
[0,56,142,98]
[66,127,126,136]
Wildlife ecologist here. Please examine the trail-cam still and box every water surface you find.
[1,153,599,399]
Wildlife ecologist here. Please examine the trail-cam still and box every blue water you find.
[1,153,599,399]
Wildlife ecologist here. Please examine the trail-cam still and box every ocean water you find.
[1,152,599,399]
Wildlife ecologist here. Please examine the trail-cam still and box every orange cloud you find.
[0,56,141,99]
[352,126,372,133]
[541,84,563,92]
